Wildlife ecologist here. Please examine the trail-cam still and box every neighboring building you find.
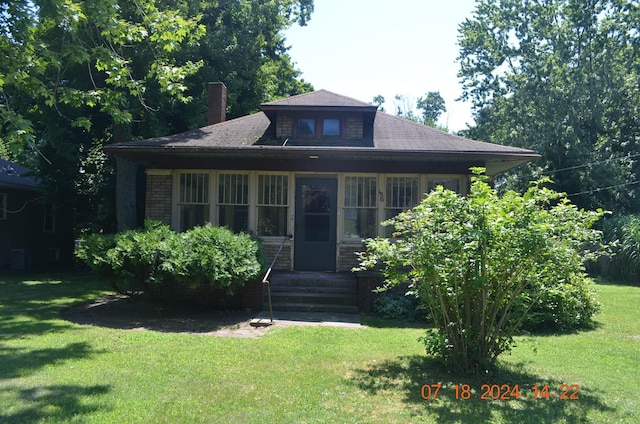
[105,84,539,273]
[0,158,72,271]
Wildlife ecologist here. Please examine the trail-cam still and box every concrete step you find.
[269,272,356,287]
[265,272,359,314]
[267,302,359,314]
[270,292,357,306]
[270,285,356,295]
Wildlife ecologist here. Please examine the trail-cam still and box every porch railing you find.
[262,234,293,323]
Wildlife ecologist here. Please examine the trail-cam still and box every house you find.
[104,83,538,311]
[0,158,72,271]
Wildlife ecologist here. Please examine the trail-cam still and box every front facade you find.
[106,86,539,272]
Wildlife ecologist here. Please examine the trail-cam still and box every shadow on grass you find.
[348,355,613,423]
[0,342,102,379]
[0,273,112,341]
[0,384,111,423]
[61,294,255,334]
[593,276,640,288]
[360,314,431,329]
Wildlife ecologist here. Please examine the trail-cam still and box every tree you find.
[416,91,446,126]
[356,170,604,372]
[1,0,314,232]
[393,94,420,122]
[457,0,640,213]
[371,94,385,111]
[394,92,448,130]
[1,0,207,231]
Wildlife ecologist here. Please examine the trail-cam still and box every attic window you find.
[322,119,340,136]
[297,119,315,135]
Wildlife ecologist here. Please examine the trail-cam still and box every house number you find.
[379,190,385,203]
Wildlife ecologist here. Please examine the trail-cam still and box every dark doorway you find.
[294,178,338,271]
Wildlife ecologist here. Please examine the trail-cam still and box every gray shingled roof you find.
[0,158,39,190]
[127,112,271,148]
[113,108,532,155]
[262,89,376,108]
[105,90,539,175]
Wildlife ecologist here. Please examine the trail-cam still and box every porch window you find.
[384,177,419,236]
[343,176,377,239]
[257,174,288,236]
[427,177,460,193]
[218,173,249,233]
[0,193,6,220]
[178,173,210,232]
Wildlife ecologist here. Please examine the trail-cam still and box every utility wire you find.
[539,152,640,175]
[567,180,640,197]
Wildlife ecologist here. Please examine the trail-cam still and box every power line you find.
[540,152,640,175]
[567,180,640,197]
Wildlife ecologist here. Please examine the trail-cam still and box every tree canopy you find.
[457,0,640,213]
[1,0,314,232]
[392,92,448,130]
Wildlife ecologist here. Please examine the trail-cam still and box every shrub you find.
[76,221,265,301]
[373,292,426,321]
[356,169,605,373]
[521,275,602,331]
[601,215,640,284]
[170,224,265,291]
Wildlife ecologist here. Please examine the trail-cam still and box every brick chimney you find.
[207,82,227,125]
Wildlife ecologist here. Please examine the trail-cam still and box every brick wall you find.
[240,278,264,311]
[261,241,292,270]
[345,117,363,139]
[145,174,172,225]
[276,115,293,138]
[337,242,365,272]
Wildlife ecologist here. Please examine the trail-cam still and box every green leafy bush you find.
[170,224,265,291]
[357,170,605,372]
[373,292,426,321]
[76,221,265,300]
[521,277,602,331]
[601,215,640,284]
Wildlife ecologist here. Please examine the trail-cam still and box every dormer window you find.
[322,119,340,136]
[295,117,342,138]
[297,118,315,135]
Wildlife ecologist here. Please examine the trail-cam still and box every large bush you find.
[601,215,640,284]
[76,221,265,300]
[356,170,605,372]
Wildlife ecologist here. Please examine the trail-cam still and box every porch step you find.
[270,292,357,306]
[266,302,359,314]
[265,272,358,314]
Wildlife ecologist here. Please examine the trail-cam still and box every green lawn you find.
[0,274,638,423]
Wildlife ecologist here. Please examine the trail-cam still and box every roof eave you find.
[104,144,539,175]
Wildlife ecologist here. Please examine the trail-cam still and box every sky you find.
[283,0,479,132]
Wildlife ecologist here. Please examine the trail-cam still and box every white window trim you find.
[340,173,381,242]
[382,174,421,236]
[174,171,211,232]
[172,170,294,236]
[217,171,250,233]
[426,174,464,194]
[254,172,291,239]
[169,171,468,241]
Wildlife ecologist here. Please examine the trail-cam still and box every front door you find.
[294,178,337,271]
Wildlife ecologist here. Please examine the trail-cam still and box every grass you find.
[0,273,638,423]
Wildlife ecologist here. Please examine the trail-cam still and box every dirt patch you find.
[61,295,270,338]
